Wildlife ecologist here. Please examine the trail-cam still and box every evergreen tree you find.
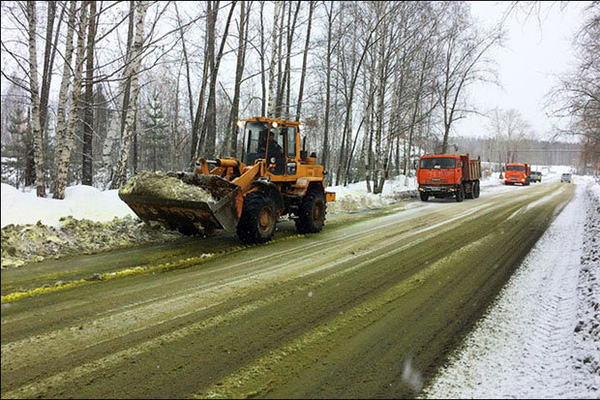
[142,89,168,172]
[2,107,32,188]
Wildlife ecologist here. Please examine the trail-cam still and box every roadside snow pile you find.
[1,216,180,268]
[1,183,135,228]
[327,175,419,214]
[0,182,180,268]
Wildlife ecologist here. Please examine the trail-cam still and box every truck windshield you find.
[243,121,269,165]
[420,158,455,169]
[506,165,524,171]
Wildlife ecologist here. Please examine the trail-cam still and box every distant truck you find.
[417,154,481,202]
[504,163,531,186]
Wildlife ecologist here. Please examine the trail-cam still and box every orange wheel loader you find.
[118,117,336,244]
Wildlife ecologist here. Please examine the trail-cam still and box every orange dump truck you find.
[417,154,481,202]
[504,163,531,186]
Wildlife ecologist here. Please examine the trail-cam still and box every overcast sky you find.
[456,1,591,141]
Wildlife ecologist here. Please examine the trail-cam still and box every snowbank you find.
[1,183,135,228]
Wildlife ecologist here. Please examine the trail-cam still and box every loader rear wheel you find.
[237,192,276,244]
[296,189,326,234]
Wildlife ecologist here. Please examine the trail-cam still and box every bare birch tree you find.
[267,1,281,118]
[82,0,97,186]
[225,0,249,157]
[26,0,45,197]
[52,1,77,197]
[295,0,314,121]
[54,1,89,199]
[437,2,502,153]
[114,0,149,188]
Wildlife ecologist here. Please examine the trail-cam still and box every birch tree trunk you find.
[361,64,375,193]
[295,0,313,121]
[320,2,334,170]
[274,1,285,117]
[52,1,77,196]
[82,1,97,186]
[372,15,389,195]
[282,1,300,119]
[26,0,45,197]
[114,0,148,188]
[201,1,236,159]
[259,0,267,116]
[54,1,89,199]
[227,0,247,157]
[267,1,280,118]
[39,1,60,140]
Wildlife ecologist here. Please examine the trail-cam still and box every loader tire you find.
[237,192,276,244]
[419,192,429,202]
[473,180,480,198]
[296,188,326,234]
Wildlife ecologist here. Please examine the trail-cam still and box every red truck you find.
[417,154,482,202]
[504,163,531,186]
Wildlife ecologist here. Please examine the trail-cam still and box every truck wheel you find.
[455,186,464,202]
[465,182,474,199]
[296,188,326,234]
[420,192,429,202]
[237,192,276,244]
[473,181,481,198]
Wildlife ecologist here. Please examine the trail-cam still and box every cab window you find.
[286,127,296,158]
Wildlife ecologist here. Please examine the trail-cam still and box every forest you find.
[1,1,598,199]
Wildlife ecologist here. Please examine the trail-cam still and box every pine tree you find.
[142,89,168,172]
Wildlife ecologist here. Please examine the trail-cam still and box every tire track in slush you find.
[2,198,497,395]
[421,183,584,399]
[1,183,568,398]
[1,197,499,368]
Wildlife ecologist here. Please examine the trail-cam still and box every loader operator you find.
[258,129,284,174]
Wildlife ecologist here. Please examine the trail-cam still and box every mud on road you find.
[1,182,574,399]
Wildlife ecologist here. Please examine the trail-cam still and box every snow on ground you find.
[1,166,598,398]
[1,184,135,228]
[421,175,600,399]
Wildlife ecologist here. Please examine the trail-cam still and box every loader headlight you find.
[236,120,245,128]
[272,121,279,128]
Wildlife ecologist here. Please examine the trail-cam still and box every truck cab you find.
[417,154,481,202]
[504,163,531,186]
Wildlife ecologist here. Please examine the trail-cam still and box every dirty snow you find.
[421,175,600,399]
[1,166,598,398]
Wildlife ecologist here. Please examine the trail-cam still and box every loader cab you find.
[242,119,297,175]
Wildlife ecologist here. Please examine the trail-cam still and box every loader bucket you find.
[118,172,241,235]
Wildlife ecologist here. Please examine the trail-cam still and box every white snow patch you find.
[1,183,135,228]
[421,176,600,399]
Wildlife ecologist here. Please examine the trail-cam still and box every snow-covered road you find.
[421,178,599,399]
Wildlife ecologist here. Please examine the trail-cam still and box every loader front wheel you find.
[296,189,326,234]
[237,192,276,244]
